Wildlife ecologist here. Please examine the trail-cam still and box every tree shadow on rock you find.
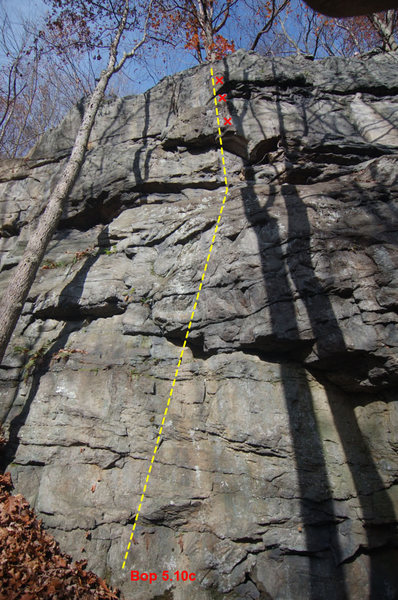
[221,56,398,599]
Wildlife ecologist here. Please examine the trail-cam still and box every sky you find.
[0,0,342,97]
[2,0,47,27]
[0,0,302,95]
[0,0,203,94]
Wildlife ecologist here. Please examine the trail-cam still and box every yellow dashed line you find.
[121,64,229,570]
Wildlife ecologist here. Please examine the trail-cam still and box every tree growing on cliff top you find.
[153,0,237,62]
[264,1,398,58]
[0,0,153,364]
[0,9,97,159]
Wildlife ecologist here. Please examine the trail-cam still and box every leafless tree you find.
[250,0,291,51]
[368,9,397,51]
[0,0,153,363]
[0,9,33,155]
[273,2,398,58]
[154,0,238,63]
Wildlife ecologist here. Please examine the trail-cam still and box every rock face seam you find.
[120,64,230,571]
[0,50,397,599]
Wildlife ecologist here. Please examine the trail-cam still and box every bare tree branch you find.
[251,0,290,51]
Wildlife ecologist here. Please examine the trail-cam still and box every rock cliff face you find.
[0,49,398,599]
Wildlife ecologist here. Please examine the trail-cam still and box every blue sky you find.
[1,0,200,93]
[3,0,46,24]
[0,0,334,96]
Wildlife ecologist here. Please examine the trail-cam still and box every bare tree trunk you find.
[368,10,398,52]
[279,17,304,54]
[196,0,216,61]
[0,71,111,363]
[250,0,290,51]
[0,0,150,364]
[11,56,39,158]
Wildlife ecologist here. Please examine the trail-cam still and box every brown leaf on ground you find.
[0,457,124,600]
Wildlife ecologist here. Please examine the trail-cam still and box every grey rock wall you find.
[0,49,398,599]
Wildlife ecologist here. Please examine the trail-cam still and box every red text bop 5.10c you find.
[131,570,196,584]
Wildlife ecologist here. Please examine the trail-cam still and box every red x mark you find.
[218,94,227,102]
[216,76,224,85]
[224,117,232,126]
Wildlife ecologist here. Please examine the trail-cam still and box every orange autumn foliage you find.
[155,0,236,62]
